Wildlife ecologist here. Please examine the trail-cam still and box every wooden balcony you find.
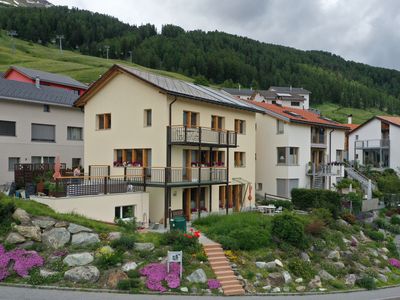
[125,166,227,187]
[168,126,237,148]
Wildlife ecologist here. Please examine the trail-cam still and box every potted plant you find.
[43,180,52,195]
[34,175,45,194]
[48,182,66,197]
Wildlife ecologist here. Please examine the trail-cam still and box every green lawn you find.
[0,30,193,84]
[313,103,388,124]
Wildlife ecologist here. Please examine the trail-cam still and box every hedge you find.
[291,188,341,218]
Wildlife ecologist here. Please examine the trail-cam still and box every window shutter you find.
[31,124,55,141]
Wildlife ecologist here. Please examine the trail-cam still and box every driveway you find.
[1,286,400,300]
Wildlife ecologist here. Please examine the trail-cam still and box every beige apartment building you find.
[75,65,262,225]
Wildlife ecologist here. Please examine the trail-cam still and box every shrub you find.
[0,201,15,235]
[117,278,141,290]
[291,188,341,218]
[391,216,400,225]
[310,208,333,225]
[305,219,325,236]
[26,268,61,285]
[116,217,137,233]
[161,230,200,253]
[271,213,306,248]
[356,276,376,290]
[127,269,140,279]
[342,213,356,225]
[110,234,136,251]
[287,258,316,280]
[387,239,400,259]
[95,251,123,270]
[345,192,363,215]
[329,279,346,289]
[366,230,385,241]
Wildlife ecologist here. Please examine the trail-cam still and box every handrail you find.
[169,124,236,133]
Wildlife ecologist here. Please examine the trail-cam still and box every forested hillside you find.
[1,6,400,114]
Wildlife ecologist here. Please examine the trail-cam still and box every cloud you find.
[50,0,400,70]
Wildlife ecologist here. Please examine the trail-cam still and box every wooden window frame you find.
[234,119,246,134]
[234,152,246,167]
[97,113,111,130]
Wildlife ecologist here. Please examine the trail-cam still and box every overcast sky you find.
[50,0,400,71]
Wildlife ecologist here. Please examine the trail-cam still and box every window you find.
[291,101,300,107]
[211,115,225,130]
[277,147,299,165]
[355,135,359,140]
[67,127,83,140]
[31,123,55,142]
[0,120,16,136]
[276,178,299,198]
[114,148,151,167]
[234,119,246,134]
[72,158,81,168]
[31,156,42,164]
[97,113,111,130]
[43,156,55,164]
[183,111,199,128]
[144,109,152,127]
[114,205,135,220]
[43,104,50,112]
[256,183,263,191]
[277,120,284,134]
[234,152,246,167]
[336,150,344,162]
[8,157,19,171]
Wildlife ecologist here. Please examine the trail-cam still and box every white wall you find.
[348,118,382,164]
[389,124,400,171]
[0,100,84,184]
[31,192,149,225]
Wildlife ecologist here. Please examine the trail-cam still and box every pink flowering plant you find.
[0,244,44,281]
[389,258,400,269]
[207,279,221,289]
[139,262,182,292]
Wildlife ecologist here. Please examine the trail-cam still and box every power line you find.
[56,34,64,54]
[7,30,18,54]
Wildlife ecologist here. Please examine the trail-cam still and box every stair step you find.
[214,270,234,276]
[203,244,221,249]
[222,283,243,290]
[218,275,238,281]
[208,256,227,261]
[212,266,232,272]
[209,261,228,267]
[223,288,245,296]
[219,279,239,285]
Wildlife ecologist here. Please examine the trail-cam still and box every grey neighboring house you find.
[221,87,255,100]
[0,77,84,185]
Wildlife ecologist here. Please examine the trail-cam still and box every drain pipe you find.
[328,129,335,189]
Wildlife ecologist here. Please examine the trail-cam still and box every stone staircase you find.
[203,243,245,296]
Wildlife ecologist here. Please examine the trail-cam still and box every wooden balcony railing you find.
[168,126,237,147]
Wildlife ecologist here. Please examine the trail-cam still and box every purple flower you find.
[208,279,221,289]
[139,262,183,292]
[0,244,44,281]
[389,258,400,269]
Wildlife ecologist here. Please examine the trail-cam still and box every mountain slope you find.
[1,6,399,115]
[0,0,52,7]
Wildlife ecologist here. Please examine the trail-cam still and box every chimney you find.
[238,83,241,91]
[35,76,40,88]
[348,114,353,124]
[290,85,292,92]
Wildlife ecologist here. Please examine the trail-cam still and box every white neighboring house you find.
[0,76,84,185]
[252,86,311,109]
[348,116,400,171]
[253,101,348,198]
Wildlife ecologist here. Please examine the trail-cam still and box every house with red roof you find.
[252,101,348,198]
[348,116,400,171]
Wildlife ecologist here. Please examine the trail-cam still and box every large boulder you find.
[333,262,345,269]
[327,250,340,260]
[256,261,276,269]
[54,221,69,228]
[345,274,357,286]
[40,269,58,278]
[5,232,26,244]
[300,252,310,262]
[122,261,138,272]
[63,252,94,267]
[107,232,122,241]
[267,272,285,286]
[42,228,71,249]
[64,266,100,283]
[282,271,292,284]
[308,276,322,289]
[32,217,56,229]
[187,269,207,283]
[67,223,93,234]
[107,270,128,288]
[14,225,41,241]
[12,208,31,225]
[319,270,335,281]
[71,232,100,246]
[134,242,155,251]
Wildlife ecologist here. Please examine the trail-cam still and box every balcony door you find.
[311,149,325,169]
[182,187,206,220]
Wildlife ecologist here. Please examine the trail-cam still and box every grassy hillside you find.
[313,103,387,124]
[0,31,193,84]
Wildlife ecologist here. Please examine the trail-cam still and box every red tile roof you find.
[377,116,400,127]
[344,123,360,131]
[252,101,348,129]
